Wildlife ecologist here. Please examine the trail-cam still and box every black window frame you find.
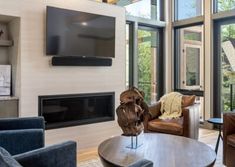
[173,23,204,97]
[126,21,165,101]
[213,17,235,118]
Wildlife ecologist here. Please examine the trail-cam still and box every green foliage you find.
[221,25,235,112]
[138,30,152,104]
[218,0,235,112]
[221,25,235,42]
[218,0,235,11]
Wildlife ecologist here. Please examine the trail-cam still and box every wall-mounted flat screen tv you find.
[46,6,115,58]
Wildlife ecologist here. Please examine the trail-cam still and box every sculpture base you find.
[126,135,143,149]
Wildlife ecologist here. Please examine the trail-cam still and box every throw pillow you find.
[0,147,23,167]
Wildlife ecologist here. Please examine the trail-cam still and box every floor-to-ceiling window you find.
[96,0,165,104]
[220,22,235,112]
[120,0,165,104]
[214,0,235,117]
[137,27,159,103]
[175,25,204,91]
[173,0,205,121]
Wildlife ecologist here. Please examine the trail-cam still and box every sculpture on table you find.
[116,87,149,136]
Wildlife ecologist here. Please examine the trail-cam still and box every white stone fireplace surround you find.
[0,0,125,150]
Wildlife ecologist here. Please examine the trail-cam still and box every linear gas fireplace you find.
[39,92,115,129]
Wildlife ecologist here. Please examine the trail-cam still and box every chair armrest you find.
[182,104,200,139]
[0,129,44,155]
[223,112,235,165]
[223,112,235,138]
[223,113,235,145]
[14,141,77,167]
[0,117,45,130]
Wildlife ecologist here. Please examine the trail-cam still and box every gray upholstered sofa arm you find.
[14,141,77,167]
[0,117,45,130]
[0,129,44,155]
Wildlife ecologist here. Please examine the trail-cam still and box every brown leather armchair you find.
[223,112,235,167]
[143,102,199,139]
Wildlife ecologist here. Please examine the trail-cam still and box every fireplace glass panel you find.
[39,92,115,129]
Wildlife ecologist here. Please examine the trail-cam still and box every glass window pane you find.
[186,47,200,86]
[184,31,202,41]
[175,0,202,20]
[137,28,158,104]
[117,0,160,20]
[175,25,204,90]
[220,23,235,112]
[217,0,235,12]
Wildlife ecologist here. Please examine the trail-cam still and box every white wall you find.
[0,0,125,150]
[165,0,173,93]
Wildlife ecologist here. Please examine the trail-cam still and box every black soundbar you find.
[52,56,112,66]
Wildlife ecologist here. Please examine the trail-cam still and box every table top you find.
[207,118,223,125]
[98,133,216,167]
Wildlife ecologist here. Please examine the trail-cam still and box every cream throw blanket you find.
[159,92,183,120]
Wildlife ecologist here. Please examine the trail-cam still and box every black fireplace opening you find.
[39,92,115,129]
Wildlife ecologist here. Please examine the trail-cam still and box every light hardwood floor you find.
[77,128,224,166]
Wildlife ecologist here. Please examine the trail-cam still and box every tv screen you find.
[46,6,115,58]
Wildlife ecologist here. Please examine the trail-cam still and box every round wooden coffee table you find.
[98,133,216,167]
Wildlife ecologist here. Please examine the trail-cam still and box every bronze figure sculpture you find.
[116,87,149,136]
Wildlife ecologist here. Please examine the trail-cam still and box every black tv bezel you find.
[46,6,116,58]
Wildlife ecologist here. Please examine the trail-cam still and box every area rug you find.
[78,155,222,167]
[78,156,223,167]
[78,158,102,167]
